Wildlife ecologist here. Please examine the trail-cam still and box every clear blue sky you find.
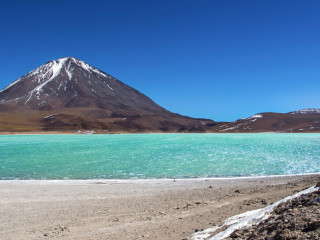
[0,0,319,121]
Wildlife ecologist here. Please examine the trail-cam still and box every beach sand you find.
[0,175,319,240]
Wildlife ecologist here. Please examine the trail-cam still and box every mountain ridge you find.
[0,57,319,133]
[212,109,320,133]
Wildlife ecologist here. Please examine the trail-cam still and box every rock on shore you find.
[226,182,320,240]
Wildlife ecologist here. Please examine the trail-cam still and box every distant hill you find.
[213,109,320,133]
[0,57,215,133]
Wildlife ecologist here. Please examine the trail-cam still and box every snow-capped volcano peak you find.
[22,57,109,82]
[0,57,167,115]
[0,57,117,108]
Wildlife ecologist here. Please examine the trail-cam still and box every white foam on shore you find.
[190,185,319,240]
[191,226,221,240]
[0,172,319,185]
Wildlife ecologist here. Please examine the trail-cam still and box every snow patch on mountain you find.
[66,60,73,80]
[107,84,114,91]
[70,57,110,79]
[247,114,263,119]
[44,114,58,119]
[219,125,239,132]
[24,59,67,104]
[289,109,320,114]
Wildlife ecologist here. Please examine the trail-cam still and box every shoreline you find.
[1,131,320,135]
[1,172,320,185]
[1,174,319,240]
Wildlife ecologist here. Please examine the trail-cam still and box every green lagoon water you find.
[0,133,320,180]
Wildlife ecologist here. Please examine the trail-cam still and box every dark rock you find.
[265,233,277,240]
[303,221,320,232]
[229,231,239,238]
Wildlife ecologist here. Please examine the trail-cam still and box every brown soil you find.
[0,175,319,240]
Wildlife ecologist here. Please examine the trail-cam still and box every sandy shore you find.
[0,131,76,135]
[0,175,319,240]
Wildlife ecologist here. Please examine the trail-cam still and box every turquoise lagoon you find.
[0,133,319,180]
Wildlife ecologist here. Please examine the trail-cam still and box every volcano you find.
[0,57,215,133]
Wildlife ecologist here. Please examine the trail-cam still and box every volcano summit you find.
[0,57,214,133]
